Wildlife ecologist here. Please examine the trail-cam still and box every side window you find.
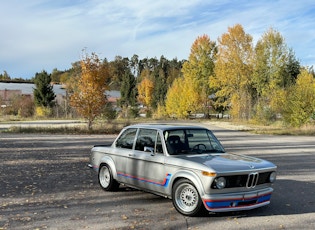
[135,129,156,152]
[115,128,137,149]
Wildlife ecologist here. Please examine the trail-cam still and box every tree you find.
[152,68,167,109]
[50,68,65,83]
[281,68,315,127]
[119,72,137,107]
[137,71,154,108]
[165,77,184,117]
[119,70,137,117]
[167,58,183,86]
[252,28,300,122]
[182,34,217,117]
[210,24,254,120]
[0,71,10,80]
[165,35,216,118]
[165,76,199,118]
[109,56,130,90]
[33,70,56,109]
[11,95,34,117]
[69,52,110,130]
[130,54,139,77]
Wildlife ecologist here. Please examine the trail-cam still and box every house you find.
[0,82,120,107]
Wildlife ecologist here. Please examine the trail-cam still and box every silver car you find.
[88,124,277,216]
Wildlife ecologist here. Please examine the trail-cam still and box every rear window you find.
[115,128,137,149]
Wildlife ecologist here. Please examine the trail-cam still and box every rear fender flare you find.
[99,156,117,180]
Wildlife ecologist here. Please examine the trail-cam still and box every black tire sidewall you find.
[98,164,118,191]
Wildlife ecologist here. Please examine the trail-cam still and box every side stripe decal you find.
[117,172,171,187]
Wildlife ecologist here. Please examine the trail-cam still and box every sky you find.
[1,0,315,79]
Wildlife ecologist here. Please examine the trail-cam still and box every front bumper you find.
[88,163,98,171]
[202,187,273,212]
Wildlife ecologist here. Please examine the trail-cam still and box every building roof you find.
[0,82,120,98]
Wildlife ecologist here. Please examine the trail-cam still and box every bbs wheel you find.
[172,179,205,216]
[98,164,119,191]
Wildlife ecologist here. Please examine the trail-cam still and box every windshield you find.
[164,129,225,155]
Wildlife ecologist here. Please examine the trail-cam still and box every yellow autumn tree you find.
[165,77,199,118]
[281,68,315,127]
[252,28,300,123]
[165,34,216,118]
[165,78,182,117]
[69,52,109,130]
[210,24,254,120]
[182,34,217,117]
[137,75,154,107]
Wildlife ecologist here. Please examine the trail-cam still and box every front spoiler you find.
[202,187,273,212]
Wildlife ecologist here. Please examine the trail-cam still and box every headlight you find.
[269,172,276,183]
[215,177,226,189]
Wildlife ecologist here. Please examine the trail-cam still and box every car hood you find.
[176,152,276,173]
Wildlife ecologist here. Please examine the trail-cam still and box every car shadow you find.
[196,178,315,218]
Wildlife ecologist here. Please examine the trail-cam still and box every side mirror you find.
[144,146,155,155]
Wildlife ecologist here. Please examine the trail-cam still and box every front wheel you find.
[172,179,205,216]
[98,164,119,191]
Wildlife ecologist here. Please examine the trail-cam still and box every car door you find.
[113,127,137,184]
[127,128,168,194]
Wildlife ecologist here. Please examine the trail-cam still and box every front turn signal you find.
[202,171,216,177]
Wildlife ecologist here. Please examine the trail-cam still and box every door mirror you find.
[144,146,154,155]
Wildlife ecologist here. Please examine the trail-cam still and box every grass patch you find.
[1,117,314,136]
[1,121,132,135]
[252,124,315,136]
[207,120,315,136]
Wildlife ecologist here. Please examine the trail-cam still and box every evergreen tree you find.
[152,69,167,109]
[0,71,11,80]
[119,71,137,107]
[33,70,56,107]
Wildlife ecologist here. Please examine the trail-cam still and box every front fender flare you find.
[168,170,206,198]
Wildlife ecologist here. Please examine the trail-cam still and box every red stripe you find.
[117,172,168,185]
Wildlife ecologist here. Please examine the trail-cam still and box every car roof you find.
[125,123,208,132]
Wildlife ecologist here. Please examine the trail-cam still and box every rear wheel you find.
[172,179,205,216]
[98,164,119,191]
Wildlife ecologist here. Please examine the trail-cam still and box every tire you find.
[172,179,205,216]
[98,164,119,191]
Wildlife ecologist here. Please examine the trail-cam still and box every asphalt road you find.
[0,123,314,229]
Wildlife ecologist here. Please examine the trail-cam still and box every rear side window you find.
[115,128,137,149]
[135,129,156,151]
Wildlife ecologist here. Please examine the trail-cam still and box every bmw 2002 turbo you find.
[88,124,277,216]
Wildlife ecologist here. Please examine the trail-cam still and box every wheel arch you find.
[168,170,205,198]
[99,156,118,180]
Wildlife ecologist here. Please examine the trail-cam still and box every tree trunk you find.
[88,120,93,131]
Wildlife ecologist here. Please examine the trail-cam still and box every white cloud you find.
[0,0,315,78]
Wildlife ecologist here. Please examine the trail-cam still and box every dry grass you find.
[205,120,315,136]
[1,120,131,134]
[1,117,314,136]
[252,124,315,136]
